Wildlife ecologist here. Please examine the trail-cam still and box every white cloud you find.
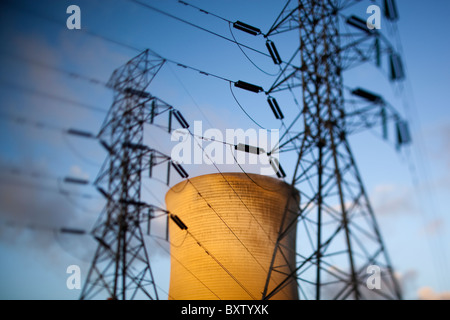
[69,165,90,180]
[420,218,445,236]
[371,183,415,216]
[417,287,450,300]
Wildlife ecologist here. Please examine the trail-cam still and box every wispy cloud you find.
[417,287,450,300]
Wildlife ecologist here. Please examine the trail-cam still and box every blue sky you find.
[0,0,449,300]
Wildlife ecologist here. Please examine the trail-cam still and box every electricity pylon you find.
[262,0,407,300]
[80,50,168,300]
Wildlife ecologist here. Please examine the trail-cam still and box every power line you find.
[4,2,234,85]
[183,133,300,301]
[150,236,222,300]
[176,0,282,76]
[0,110,103,167]
[1,159,260,300]
[177,0,232,24]
[228,23,280,76]
[0,79,108,114]
[2,4,277,118]
[4,0,142,53]
[127,0,272,59]
[184,175,270,275]
[229,82,266,130]
[0,164,101,214]
[0,176,98,200]
[0,51,109,88]
[389,21,450,290]
[161,124,294,299]
[165,58,234,84]
[184,229,257,300]
[2,100,293,280]
[0,218,89,236]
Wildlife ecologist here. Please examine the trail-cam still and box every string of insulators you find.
[96,186,111,200]
[119,198,149,207]
[269,157,286,179]
[171,161,189,179]
[99,140,114,155]
[384,0,399,21]
[267,96,284,119]
[381,106,388,140]
[234,80,264,93]
[389,53,405,81]
[123,87,151,98]
[266,40,282,65]
[60,228,87,235]
[172,109,190,129]
[396,120,411,149]
[123,142,148,150]
[66,128,95,139]
[232,21,261,36]
[235,143,265,155]
[346,15,377,34]
[63,176,90,185]
[169,109,190,132]
[351,88,383,103]
[170,214,188,230]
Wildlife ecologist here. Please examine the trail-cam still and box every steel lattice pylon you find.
[262,0,404,300]
[80,50,166,300]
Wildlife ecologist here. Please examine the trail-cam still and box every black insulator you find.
[389,53,405,81]
[123,87,151,98]
[351,88,383,103]
[266,40,282,65]
[235,143,264,155]
[233,21,261,36]
[67,128,94,139]
[100,140,114,155]
[173,110,190,129]
[270,158,286,178]
[170,214,188,230]
[396,120,411,146]
[384,0,399,21]
[96,187,110,200]
[234,80,264,93]
[60,228,86,235]
[171,161,189,178]
[123,142,148,150]
[346,15,375,34]
[63,176,89,185]
[119,198,148,207]
[267,96,284,119]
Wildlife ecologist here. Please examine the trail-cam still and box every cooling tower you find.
[165,172,299,300]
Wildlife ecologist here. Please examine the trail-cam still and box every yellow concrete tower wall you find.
[165,172,299,300]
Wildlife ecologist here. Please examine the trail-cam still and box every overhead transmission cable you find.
[0,176,97,200]
[388,18,450,289]
[0,79,109,114]
[1,108,286,270]
[3,0,142,53]
[0,218,89,236]
[4,0,293,143]
[177,0,282,76]
[150,237,222,299]
[5,1,296,292]
[0,51,109,88]
[126,0,272,59]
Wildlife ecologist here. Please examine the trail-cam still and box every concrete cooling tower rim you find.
[166,172,299,202]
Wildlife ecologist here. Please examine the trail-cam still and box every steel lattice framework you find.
[80,50,171,300]
[262,0,404,300]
